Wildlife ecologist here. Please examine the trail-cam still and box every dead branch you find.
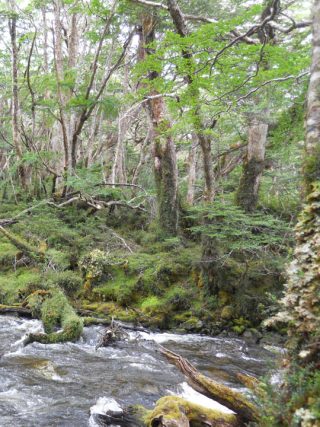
[95,318,130,349]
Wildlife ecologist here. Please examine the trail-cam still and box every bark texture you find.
[236,119,268,212]
[268,0,320,407]
[186,134,198,205]
[304,0,320,193]
[139,14,179,235]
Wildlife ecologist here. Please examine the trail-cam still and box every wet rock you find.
[243,329,263,344]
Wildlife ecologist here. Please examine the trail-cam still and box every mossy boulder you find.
[221,305,233,320]
[144,396,238,427]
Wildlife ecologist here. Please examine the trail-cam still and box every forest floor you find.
[0,200,286,342]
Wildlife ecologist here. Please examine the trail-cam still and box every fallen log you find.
[146,396,240,427]
[0,304,32,317]
[159,346,259,425]
[0,226,43,261]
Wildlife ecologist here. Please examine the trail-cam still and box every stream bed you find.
[0,315,280,427]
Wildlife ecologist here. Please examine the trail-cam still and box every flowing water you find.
[0,315,280,427]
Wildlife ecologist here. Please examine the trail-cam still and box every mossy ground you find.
[0,202,285,336]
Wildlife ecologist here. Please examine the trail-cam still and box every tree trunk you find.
[53,0,70,182]
[268,2,320,423]
[131,121,152,186]
[304,0,320,195]
[160,346,259,424]
[149,95,179,235]
[166,0,215,202]
[186,134,198,205]
[8,5,27,190]
[236,119,268,212]
[275,0,320,359]
[139,14,179,236]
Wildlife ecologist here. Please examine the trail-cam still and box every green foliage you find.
[47,271,82,296]
[188,197,293,253]
[0,268,40,304]
[260,366,320,426]
[0,240,18,268]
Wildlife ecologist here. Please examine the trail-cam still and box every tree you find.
[137,13,179,236]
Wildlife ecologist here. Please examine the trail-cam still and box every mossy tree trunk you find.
[304,1,320,196]
[160,346,259,425]
[0,225,43,261]
[139,14,179,236]
[273,0,320,361]
[236,118,268,212]
[268,2,320,424]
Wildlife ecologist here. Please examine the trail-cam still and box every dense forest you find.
[0,0,319,425]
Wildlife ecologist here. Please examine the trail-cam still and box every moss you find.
[45,249,70,271]
[220,305,233,320]
[0,268,40,304]
[26,288,83,344]
[145,396,237,426]
[81,301,139,323]
[232,317,251,334]
[141,296,163,313]
[0,226,43,261]
[0,241,19,269]
[163,285,193,311]
[93,271,138,306]
[236,157,265,212]
[50,271,82,296]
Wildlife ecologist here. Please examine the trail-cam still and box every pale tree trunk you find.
[236,119,268,212]
[8,2,27,191]
[131,121,152,187]
[186,134,198,205]
[68,11,80,170]
[42,7,49,74]
[85,109,102,168]
[111,58,130,184]
[111,112,128,184]
[139,14,179,235]
[53,0,69,182]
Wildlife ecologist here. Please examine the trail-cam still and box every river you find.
[0,315,280,427]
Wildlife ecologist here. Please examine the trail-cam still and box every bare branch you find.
[236,71,310,104]
[129,0,217,23]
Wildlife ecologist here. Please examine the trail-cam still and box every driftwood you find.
[159,346,259,425]
[95,318,130,349]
